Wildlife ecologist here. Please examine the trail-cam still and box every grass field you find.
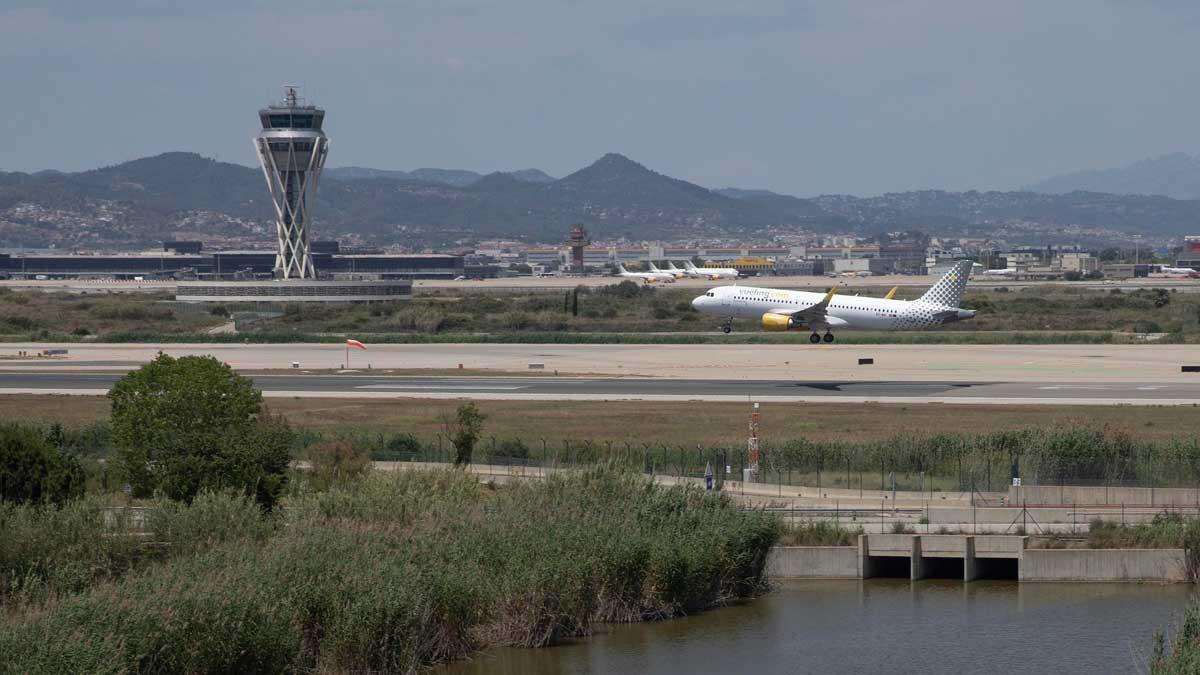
[0,283,1197,343]
[4,395,1198,445]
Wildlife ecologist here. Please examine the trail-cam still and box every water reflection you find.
[438,580,1193,675]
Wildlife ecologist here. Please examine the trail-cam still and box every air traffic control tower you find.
[253,86,329,279]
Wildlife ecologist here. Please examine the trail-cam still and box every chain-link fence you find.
[294,427,1200,494]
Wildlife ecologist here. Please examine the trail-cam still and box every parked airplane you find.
[649,262,686,279]
[982,268,1017,276]
[617,264,675,284]
[683,260,739,280]
[1158,266,1200,278]
[691,260,976,341]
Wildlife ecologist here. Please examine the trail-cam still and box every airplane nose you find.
[692,295,705,310]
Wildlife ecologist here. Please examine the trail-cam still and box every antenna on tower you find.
[283,84,301,107]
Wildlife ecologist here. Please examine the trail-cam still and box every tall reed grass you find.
[0,466,778,674]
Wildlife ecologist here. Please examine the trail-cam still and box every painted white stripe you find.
[355,384,528,391]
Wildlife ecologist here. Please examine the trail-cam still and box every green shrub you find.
[108,354,292,508]
[0,423,85,505]
[304,440,372,489]
[492,438,530,460]
[372,432,423,461]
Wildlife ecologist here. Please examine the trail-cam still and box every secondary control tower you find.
[253,86,329,279]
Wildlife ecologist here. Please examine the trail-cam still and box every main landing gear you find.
[809,332,835,344]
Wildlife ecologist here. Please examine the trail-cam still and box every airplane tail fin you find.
[918,260,973,307]
[617,264,628,274]
[884,287,898,300]
[684,260,697,271]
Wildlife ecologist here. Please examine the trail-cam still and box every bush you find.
[305,440,372,489]
[599,280,643,299]
[0,492,273,606]
[372,433,424,461]
[492,438,530,460]
[444,402,486,467]
[108,353,293,508]
[0,423,85,505]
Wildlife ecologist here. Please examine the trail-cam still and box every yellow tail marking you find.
[822,285,838,304]
[884,286,898,300]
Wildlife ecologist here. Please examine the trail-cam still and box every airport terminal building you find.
[0,243,463,282]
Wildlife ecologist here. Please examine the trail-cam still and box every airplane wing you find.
[767,286,840,327]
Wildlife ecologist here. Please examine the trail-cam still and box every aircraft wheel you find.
[722,325,732,334]
[822,333,835,343]
[808,333,821,344]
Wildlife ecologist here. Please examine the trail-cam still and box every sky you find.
[3,0,1200,196]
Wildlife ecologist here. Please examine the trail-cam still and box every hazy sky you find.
[3,0,1200,195]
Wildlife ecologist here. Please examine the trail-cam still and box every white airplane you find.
[982,268,1018,276]
[683,260,738,280]
[649,262,686,280]
[1158,266,1199,278]
[691,260,976,342]
[616,264,675,284]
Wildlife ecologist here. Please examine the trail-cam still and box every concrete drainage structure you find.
[768,534,1187,583]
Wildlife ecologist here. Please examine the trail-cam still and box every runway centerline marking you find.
[356,384,529,391]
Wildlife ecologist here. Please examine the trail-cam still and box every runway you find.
[3,372,1200,405]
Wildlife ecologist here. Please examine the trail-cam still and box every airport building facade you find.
[0,247,463,281]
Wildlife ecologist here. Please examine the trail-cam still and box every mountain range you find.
[1,151,1198,250]
[323,166,557,186]
[1028,152,1200,200]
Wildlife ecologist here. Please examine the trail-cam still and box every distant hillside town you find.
[2,151,1200,256]
[1,233,1197,283]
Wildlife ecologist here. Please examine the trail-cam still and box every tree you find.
[443,402,487,467]
[108,353,292,508]
[0,423,85,505]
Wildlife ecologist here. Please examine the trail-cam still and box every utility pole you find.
[747,402,760,483]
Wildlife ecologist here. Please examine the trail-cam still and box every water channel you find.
[438,580,1193,674]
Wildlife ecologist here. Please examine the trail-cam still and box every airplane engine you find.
[762,313,801,331]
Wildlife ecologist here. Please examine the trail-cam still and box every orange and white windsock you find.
[346,339,367,350]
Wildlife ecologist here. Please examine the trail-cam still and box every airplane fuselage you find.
[692,285,974,331]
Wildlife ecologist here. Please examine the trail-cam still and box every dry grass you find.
[4,394,1198,445]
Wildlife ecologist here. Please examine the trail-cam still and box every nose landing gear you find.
[722,318,733,334]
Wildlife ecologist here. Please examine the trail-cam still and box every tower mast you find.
[253,85,329,279]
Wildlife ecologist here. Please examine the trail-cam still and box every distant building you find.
[1176,236,1200,270]
[163,240,203,255]
[0,251,463,281]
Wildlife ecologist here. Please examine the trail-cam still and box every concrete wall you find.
[767,540,1189,583]
[1020,549,1188,583]
[766,546,860,579]
[1011,484,1200,507]
[975,535,1026,557]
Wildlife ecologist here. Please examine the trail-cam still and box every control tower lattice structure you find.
[254,86,329,279]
